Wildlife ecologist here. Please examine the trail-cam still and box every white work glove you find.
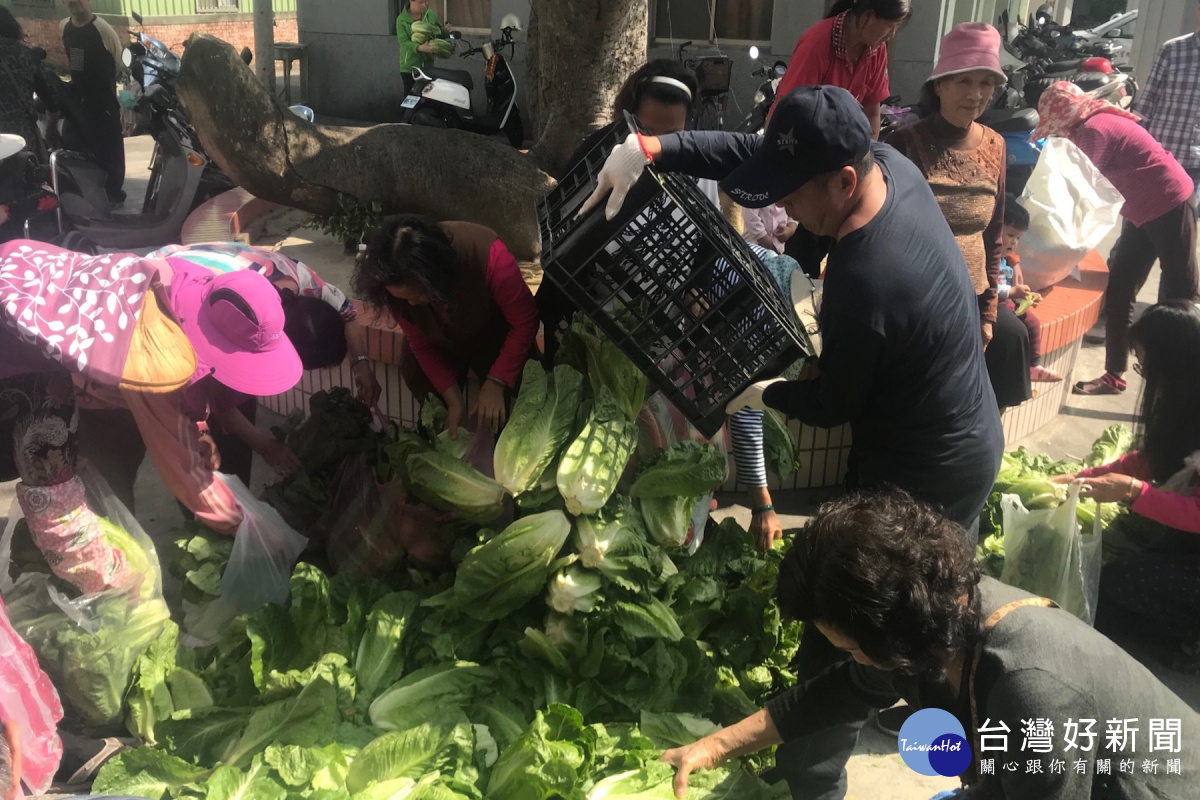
[726,378,786,414]
[577,133,652,221]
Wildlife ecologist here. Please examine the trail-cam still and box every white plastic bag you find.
[1017,137,1124,291]
[183,473,307,645]
[999,481,1103,623]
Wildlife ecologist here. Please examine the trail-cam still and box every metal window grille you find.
[654,0,774,43]
[196,0,240,12]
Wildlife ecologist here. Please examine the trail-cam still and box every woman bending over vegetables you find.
[1052,301,1200,669]
[354,215,539,437]
[660,488,1200,799]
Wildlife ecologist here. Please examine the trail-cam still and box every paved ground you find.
[3,141,1193,799]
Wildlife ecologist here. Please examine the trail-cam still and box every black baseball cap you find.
[720,86,872,209]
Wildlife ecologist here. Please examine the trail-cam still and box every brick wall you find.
[18,15,72,70]
[17,11,298,71]
[141,14,299,61]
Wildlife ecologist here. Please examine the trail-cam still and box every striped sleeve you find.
[729,408,768,488]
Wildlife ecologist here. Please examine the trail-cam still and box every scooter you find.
[47,86,214,250]
[400,14,524,148]
[735,46,786,134]
[40,17,247,250]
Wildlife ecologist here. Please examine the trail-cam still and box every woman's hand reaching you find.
[472,379,508,433]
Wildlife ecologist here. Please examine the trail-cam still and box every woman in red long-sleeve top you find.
[354,215,539,437]
[1054,301,1200,669]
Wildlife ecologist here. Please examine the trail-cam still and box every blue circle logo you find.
[897,708,973,777]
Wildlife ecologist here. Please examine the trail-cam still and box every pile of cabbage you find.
[104,319,802,800]
[977,423,1134,577]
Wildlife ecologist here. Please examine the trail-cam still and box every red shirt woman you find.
[772,0,912,138]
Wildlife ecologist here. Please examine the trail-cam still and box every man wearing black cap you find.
[581,86,1004,800]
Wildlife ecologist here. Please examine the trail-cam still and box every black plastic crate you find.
[536,118,813,439]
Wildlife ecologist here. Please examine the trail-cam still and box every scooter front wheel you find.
[410,107,457,129]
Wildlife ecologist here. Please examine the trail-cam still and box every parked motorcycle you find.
[400,14,524,148]
[1021,55,1136,109]
[735,46,786,135]
[37,13,244,249]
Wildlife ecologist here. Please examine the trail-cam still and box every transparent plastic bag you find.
[183,473,307,645]
[636,393,730,552]
[2,466,171,729]
[999,481,1102,623]
[1017,137,1124,291]
[0,596,64,794]
[325,453,455,575]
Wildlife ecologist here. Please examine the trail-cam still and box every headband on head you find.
[644,75,693,101]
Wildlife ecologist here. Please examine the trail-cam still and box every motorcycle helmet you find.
[1080,56,1115,74]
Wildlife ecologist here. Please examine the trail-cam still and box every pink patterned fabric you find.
[0,240,162,385]
[0,597,64,794]
[17,476,130,594]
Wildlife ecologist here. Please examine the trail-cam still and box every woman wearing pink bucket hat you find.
[889,23,1037,410]
[0,238,312,605]
[1030,81,1200,397]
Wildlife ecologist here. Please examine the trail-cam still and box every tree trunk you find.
[176,35,555,259]
[527,0,648,179]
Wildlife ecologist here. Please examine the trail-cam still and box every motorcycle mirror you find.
[500,13,522,31]
[748,45,759,60]
[449,30,462,40]
[132,11,143,25]
[240,47,253,65]
[773,62,787,77]
[122,48,133,68]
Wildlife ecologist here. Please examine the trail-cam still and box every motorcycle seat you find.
[419,67,474,91]
[1043,59,1082,74]
[980,107,1039,133]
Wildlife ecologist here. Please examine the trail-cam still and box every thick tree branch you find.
[176,34,556,259]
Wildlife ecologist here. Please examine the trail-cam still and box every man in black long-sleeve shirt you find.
[583,85,1004,529]
[581,86,1005,800]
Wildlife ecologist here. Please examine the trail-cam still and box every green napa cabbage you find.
[405,450,506,523]
[557,388,639,516]
[761,410,799,480]
[630,442,727,499]
[639,495,696,549]
[451,510,573,620]
[494,361,584,496]
[355,592,421,700]
[555,316,647,423]
[367,662,492,731]
[573,499,664,591]
[1084,423,1134,468]
[546,566,603,616]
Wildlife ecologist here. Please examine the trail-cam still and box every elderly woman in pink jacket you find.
[0,240,308,594]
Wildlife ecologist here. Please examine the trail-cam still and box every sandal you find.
[1030,365,1064,383]
[1073,373,1126,396]
[60,735,135,786]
